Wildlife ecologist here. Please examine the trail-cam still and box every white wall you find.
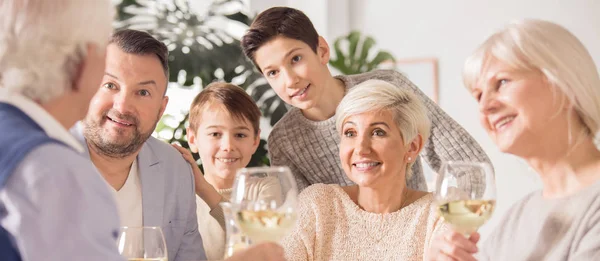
[348,0,600,237]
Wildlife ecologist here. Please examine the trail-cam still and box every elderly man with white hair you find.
[0,0,122,260]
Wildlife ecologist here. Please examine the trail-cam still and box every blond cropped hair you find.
[336,79,431,177]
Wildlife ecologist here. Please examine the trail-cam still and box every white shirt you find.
[113,159,143,227]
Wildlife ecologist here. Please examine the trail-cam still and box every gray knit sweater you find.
[478,180,600,260]
[267,69,491,191]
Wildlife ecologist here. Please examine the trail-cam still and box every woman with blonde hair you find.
[427,19,600,260]
[283,79,444,260]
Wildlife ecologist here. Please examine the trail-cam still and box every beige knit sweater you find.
[282,184,443,261]
[196,188,232,261]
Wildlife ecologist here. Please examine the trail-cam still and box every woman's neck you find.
[526,134,600,198]
[301,77,346,121]
[350,179,414,214]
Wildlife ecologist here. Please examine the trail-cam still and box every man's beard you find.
[83,109,158,158]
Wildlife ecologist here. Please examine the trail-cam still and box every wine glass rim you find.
[237,166,291,173]
[436,198,497,203]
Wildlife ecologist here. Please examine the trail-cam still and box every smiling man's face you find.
[83,43,168,158]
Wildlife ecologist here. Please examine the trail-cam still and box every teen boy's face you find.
[254,36,331,111]
[187,104,260,179]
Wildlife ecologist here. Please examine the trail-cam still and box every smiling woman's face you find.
[472,58,569,157]
[339,109,415,188]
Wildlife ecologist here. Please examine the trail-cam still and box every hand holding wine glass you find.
[426,229,481,261]
[435,161,496,235]
[230,166,298,244]
[426,161,495,261]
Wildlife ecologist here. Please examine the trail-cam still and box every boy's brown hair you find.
[188,82,261,135]
[241,7,319,72]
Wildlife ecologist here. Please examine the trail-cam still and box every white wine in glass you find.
[117,226,168,261]
[435,161,496,235]
[221,202,251,259]
[230,166,298,243]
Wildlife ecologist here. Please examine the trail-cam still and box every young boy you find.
[174,82,281,260]
[241,6,491,191]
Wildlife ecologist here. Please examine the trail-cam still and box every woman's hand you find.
[426,230,480,261]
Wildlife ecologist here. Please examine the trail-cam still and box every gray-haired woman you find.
[427,19,600,261]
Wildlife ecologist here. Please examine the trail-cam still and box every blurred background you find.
[112,0,600,239]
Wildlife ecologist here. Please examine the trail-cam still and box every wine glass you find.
[230,166,298,244]
[435,161,496,236]
[221,201,251,259]
[117,226,168,261]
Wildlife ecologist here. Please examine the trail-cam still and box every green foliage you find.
[329,31,395,74]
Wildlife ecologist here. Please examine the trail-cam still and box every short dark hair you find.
[109,29,169,80]
[241,7,319,72]
[188,82,261,136]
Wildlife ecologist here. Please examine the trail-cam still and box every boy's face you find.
[254,36,332,111]
[187,104,260,179]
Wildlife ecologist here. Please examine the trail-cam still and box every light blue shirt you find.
[0,90,123,261]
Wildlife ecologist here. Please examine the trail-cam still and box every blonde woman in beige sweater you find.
[282,79,444,261]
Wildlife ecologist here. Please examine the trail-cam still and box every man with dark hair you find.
[241,7,492,192]
[71,29,208,261]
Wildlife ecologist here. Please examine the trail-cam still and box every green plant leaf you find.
[367,51,395,71]
[357,36,375,71]
[330,38,351,74]
[347,31,361,72]
[328,30,396,75]
[347,31,361,60]
[224,11,253,25]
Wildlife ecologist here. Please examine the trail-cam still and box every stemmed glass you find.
[116,226,168,261]
[435,161,496,236]
[229,166,298,244]
[221,201,251,259]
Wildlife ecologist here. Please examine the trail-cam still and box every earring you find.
[407,157,412,162]
[594,131,600,151]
